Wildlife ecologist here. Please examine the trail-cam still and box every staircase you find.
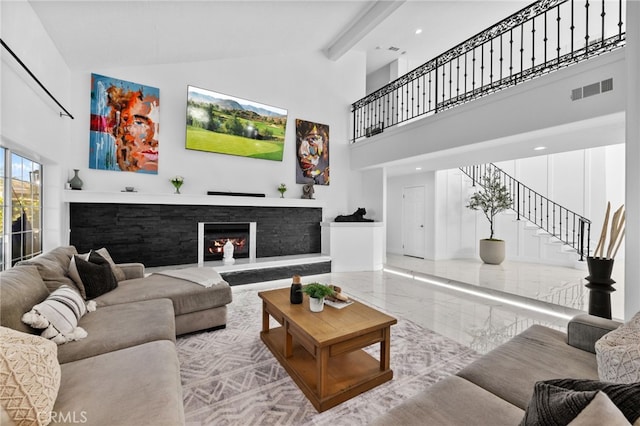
[460,163,591,262]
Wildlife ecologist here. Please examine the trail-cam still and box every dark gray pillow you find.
[520,379,640,425]
[74,251,118,300]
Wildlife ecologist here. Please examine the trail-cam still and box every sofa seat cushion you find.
[457,325,599,410]
[93,274,232,316]
[371,375,524,426]
[52,340,184,426]
[0,265,49,334]
[57,299,176,364]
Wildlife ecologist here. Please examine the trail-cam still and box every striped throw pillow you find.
[21,285,93,344]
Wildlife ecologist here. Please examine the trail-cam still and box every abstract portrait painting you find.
[90,73,160,174]
[295,119,329,185]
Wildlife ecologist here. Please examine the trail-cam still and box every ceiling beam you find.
[324,0,406,61]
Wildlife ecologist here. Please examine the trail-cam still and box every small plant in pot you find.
[301,283,335,312]
[466,170,513,265]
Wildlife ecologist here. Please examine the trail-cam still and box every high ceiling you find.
[27,0,617,177]
[27,0,530,75]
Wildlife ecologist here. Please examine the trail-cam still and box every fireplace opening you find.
[198,222,256,265]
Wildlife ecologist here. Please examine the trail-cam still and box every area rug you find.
[177,286,480,426]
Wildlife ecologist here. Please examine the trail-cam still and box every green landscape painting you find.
[185,86,288,161]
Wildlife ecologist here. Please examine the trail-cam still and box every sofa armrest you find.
[118,263,145,280]
[567,314,622,353]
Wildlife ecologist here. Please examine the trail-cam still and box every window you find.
[0,148,42,270]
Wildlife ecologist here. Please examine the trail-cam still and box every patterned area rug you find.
[177,286,479,425]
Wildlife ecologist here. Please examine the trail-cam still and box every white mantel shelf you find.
[62,190,325,208]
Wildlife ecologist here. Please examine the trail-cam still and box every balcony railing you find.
[460,163,591,261]
[351,0,626,142]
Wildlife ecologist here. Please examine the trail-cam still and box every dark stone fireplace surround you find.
[69,203,323,269]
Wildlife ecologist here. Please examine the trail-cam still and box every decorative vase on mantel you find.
[68,169,83,190]
[585,256,616,319]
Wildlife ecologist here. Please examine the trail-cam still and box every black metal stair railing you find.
[351,0,626,142]
[460,163,591,261]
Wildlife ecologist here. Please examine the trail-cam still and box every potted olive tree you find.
[466,170,513,265]
[301,283,335,312]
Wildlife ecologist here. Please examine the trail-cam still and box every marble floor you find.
[232,254,625,355]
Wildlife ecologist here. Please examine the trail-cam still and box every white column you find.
[625,0,640,320]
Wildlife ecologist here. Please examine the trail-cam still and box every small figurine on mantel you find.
[223,239,235,265]
[301,182,315,199]
[334,207,374,222]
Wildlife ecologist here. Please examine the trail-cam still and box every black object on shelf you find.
[207,191,266,197]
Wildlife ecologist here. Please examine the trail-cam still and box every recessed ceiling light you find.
[415,29,423,35]
[415,167,422,171]
[534,146,547,151]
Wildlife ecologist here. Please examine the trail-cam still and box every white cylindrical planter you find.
[309,297,324,312]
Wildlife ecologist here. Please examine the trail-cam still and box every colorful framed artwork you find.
[295,119,329,185]
[185,86,288,161]
[89,73,160,174]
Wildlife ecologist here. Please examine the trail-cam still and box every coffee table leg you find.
[380,326,391,371]
[284,320,293,358]
[317,347,329,398]
[262,301,269,333]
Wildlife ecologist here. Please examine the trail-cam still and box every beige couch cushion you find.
[57,299,176,364]
[17,246,78,292]
[372,375,524,426]
[457,325,599,410]
[53,341,184,426]
[94,274,232,316]
[596,312,640,384]
[0,326,61,426]
[0,265,49,334]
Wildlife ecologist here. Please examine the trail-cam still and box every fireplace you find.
[198,222,256,265]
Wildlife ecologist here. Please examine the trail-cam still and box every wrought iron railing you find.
[351,0,626,142]
[460,163,591,261]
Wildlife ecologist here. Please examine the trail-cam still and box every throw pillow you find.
[67,252,90,299]
[94,248,126,282]
[73,251,118,300]
[520,379,640,426]
[596,311,640,384]
[21,285,95,345]
[0,326,61,426]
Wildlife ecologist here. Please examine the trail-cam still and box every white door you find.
[403,186,425,258]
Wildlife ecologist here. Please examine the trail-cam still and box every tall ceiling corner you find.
[324,0,406,62]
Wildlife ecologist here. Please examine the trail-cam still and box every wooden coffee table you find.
[258,287,397,412]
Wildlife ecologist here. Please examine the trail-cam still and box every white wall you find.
[66,51,364,223]
[1,0,72,249]
[625,0,640,320]
[350,49,626,171]
[411,145,625,265]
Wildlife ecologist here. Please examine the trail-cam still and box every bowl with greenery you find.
[301,283,335,312]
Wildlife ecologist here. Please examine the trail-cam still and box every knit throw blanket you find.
[154,267,224,288]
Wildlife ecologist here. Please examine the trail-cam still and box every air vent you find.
[388,46,400,51]
[583,82,600,98]
[571,88,583,101]
[601,78,613,92]
[570,78,613,101]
